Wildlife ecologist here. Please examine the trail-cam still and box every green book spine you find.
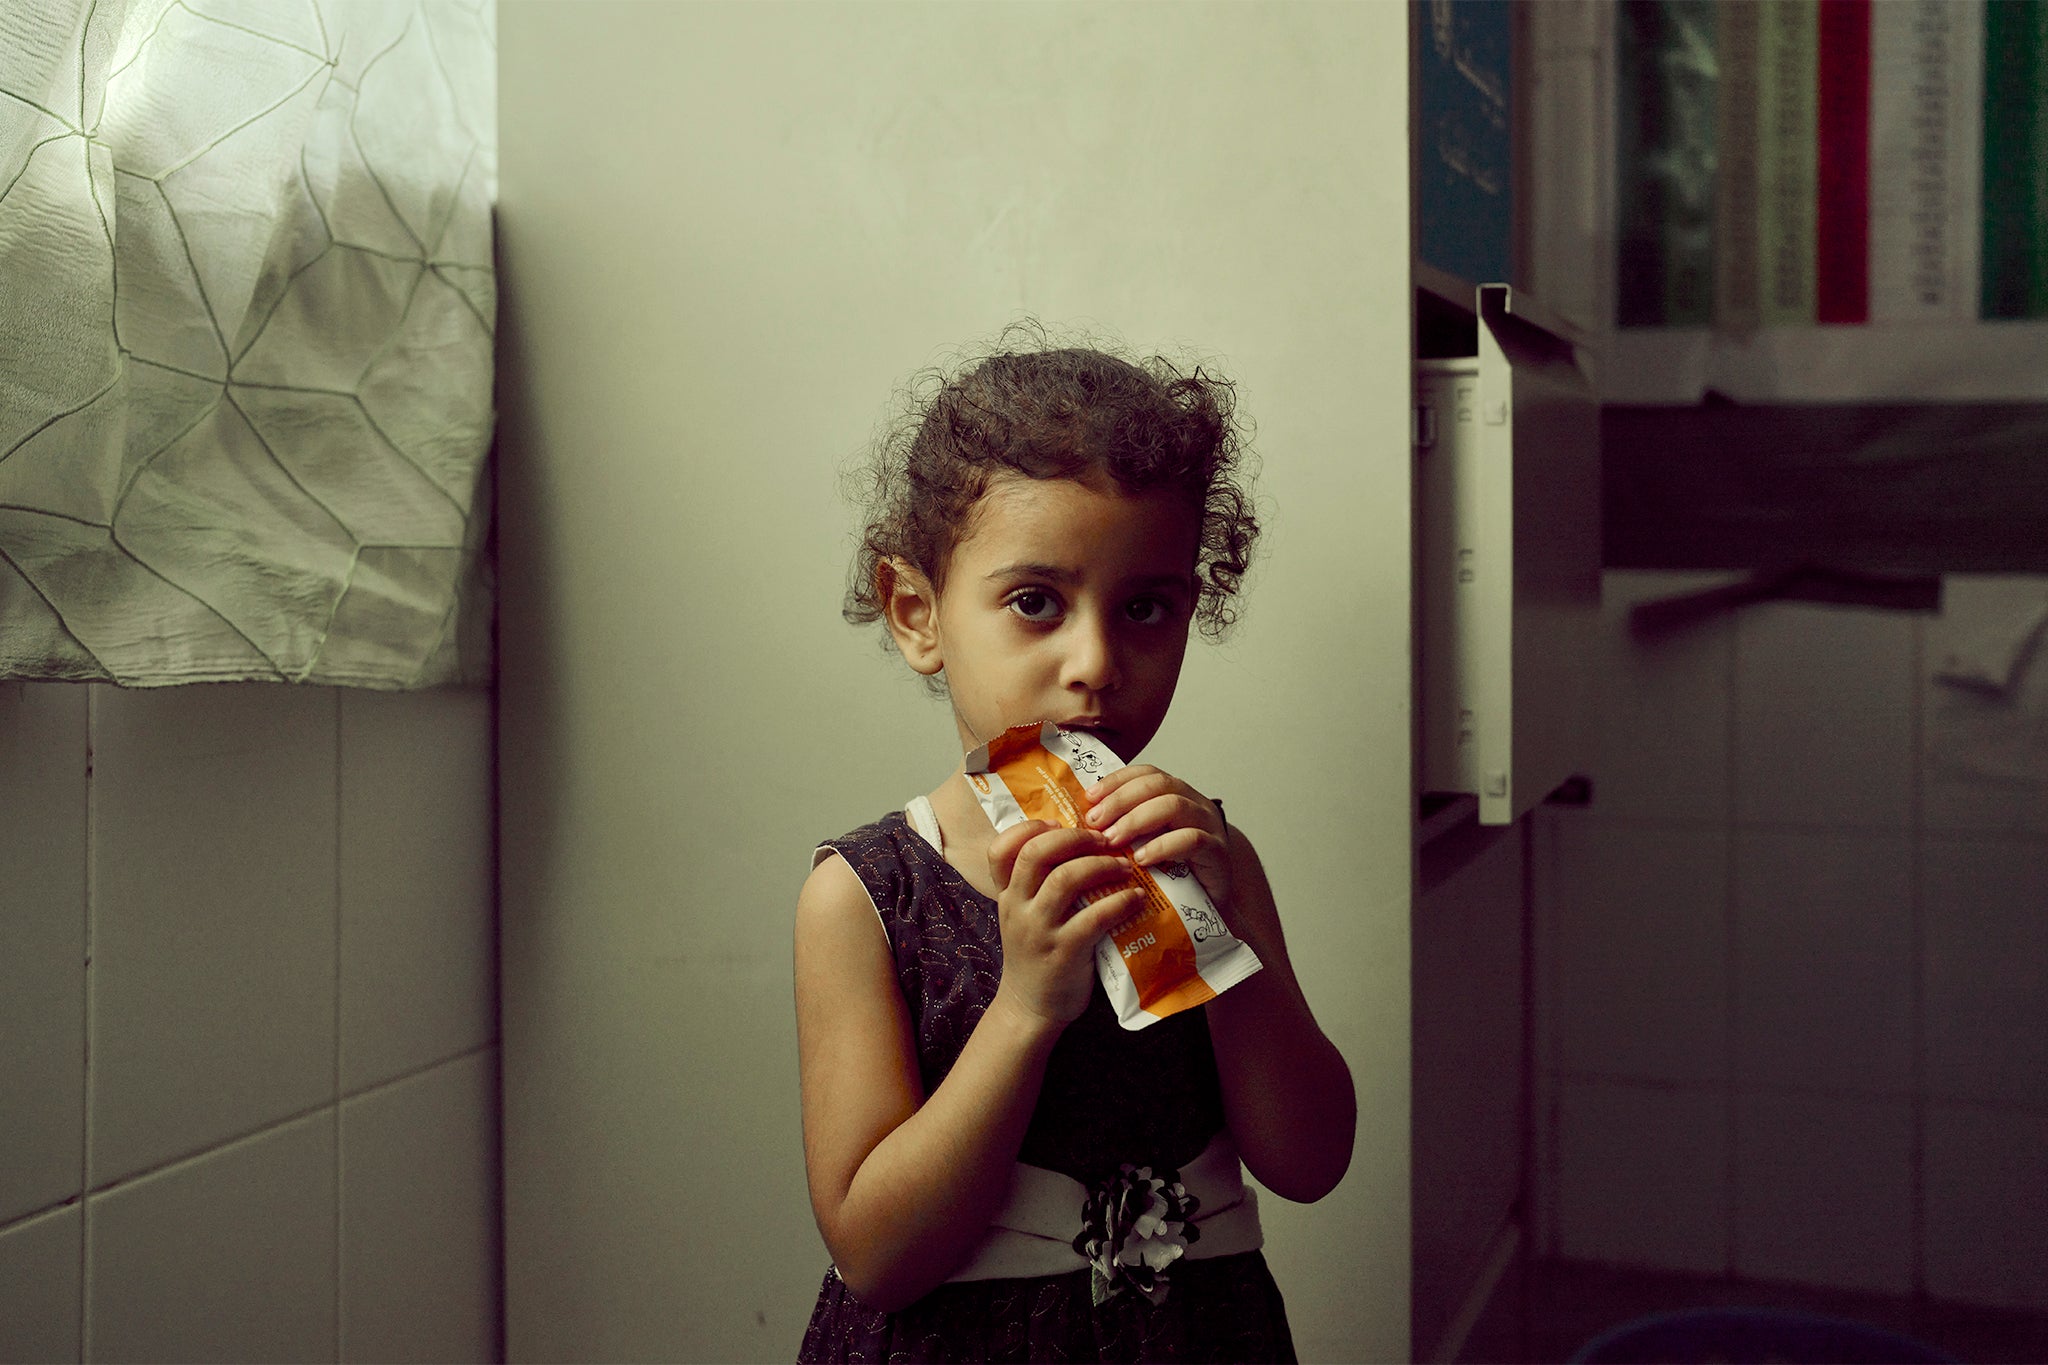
[1981,0,2047,317]
[1759,0,1819,326]
[1616,1,1718,326]
[1661,0,1718,325]
[1616,0,1668,325]
[2034,0,2048,314]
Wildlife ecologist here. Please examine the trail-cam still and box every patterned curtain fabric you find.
[0,0,495,687]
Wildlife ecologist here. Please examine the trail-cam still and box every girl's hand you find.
[986,819,1149,1031]
[1080,766,1233,915]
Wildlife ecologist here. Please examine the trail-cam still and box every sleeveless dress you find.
[797,809,1297,1365]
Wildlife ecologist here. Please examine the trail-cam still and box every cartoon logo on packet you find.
[962,721,1263,1031]
[1179,902,1227,945]
[1065,746,1107,779]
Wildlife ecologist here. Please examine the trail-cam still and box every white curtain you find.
[0,0,495,687]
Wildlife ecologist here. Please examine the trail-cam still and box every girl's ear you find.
[878,557,944,676]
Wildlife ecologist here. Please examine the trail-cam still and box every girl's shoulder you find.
[813,807,917,874]
[808,807,940,934]
[796,812,915,972]
[808,803,991,958]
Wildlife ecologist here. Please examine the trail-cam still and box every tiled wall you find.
[0,681,499,1363]
[1531,571,2048,1314]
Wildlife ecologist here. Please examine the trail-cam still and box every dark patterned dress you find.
[798,811,1297,1365]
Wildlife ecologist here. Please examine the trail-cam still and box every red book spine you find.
[1814,0,1871,323]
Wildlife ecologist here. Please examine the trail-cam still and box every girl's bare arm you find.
[793,827,1141,1311]
[1079,771,1357,1202]
[1201,826,1356,1203]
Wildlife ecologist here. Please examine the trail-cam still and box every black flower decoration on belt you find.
[1071,1163,1201,1307]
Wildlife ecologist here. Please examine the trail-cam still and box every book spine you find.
[1815,0,1872,323]
[2035,2,2048,315]
[1951,0,1988,316]
[1417,0,1514,286]
[1979,0,2046,317]
[1661,0,1718,325]
[1869,0,1983,321]
[1715,0,1763,330]
[1615,1,1717,325]
[1759,0,1820,325]
[1615,0,1670,325]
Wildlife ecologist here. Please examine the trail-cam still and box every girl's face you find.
[910,474,1203,763]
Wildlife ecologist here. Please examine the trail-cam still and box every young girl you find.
[795,330,1356,1363]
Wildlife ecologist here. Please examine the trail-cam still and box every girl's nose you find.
[1061,617,1121,692]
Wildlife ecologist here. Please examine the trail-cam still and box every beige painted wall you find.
[497,5,1412,1360]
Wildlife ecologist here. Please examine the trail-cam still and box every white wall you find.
[0,681,499,1363]
[1533,571,2048,1314]
[496,4,1413,1362]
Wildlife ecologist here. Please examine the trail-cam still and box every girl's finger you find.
[1127,824,1218,868]
[1039,852,1141,921]
[986,819,1050,893]
[1067,881,1151,943]
[1099,792,1216,848]
[1081,764,1162,810]
[1008,825,1110,901]
[1082,768,1178,827]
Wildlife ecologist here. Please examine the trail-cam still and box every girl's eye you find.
[1125,597,1173,626]
[1007,590,1061,622]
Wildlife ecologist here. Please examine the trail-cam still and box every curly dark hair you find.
[843,321,1260,651]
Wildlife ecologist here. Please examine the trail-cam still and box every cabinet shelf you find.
[1415,262,1588,353]
[1601,320,2048,405]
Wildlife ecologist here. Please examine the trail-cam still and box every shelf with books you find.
[1590,0,2048,404]
[1414,0,1604,365]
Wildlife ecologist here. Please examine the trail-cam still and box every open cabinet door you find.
[1420,287,1601,825]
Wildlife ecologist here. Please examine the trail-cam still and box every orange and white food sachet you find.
[964,721,1263,1031]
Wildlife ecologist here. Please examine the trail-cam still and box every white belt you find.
[946,1133,1262,1285]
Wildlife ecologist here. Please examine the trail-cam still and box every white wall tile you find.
[88,683,338,1184]
[1591,572,1738,823]
[1922,576,2048,837]
[1557,818,1729,1084]
[339,687,496,1094]
[341,1048,500,1364]
[1924,1104,2048,1313]
[1733,830,1913,1095]
[0,1203,81,1364]
[1732,1090,1912,1293]
[0,683,87,1223]
[1556,1079,1728,1274]
[1733,603,1915,829]
[89,1111,337,1364]
[1923,835,2048,1110]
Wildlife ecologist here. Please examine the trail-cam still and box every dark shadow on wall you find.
[1605,402,2048,576]
[486,205,567,1351]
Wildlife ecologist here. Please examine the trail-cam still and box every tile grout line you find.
[1550,1071,1932,1104]
[1908,614,1928,1298]
[62,1043,501,1211]
[1723,598,1741,1278]
[332,688,344,1364]
[1519,814,1537,1279]
[1541,811,1561,1259]
[80,683,96,1365]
